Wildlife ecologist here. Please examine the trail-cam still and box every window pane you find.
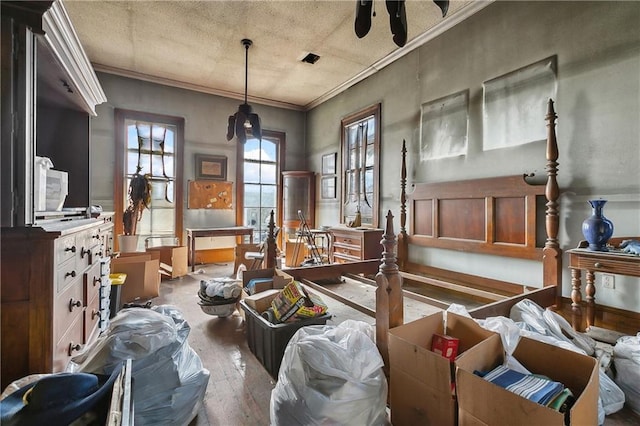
[136,123,152,150]
[150,208,175,233]
[127,124,138,149]
[244,184,261,207]
[262,140,276,162]
[244,139,260,160]
[164,129,175,153]
[261,163,276,184]
[261,185,276,207]
[244,207,260,228]
[244,162,260,184]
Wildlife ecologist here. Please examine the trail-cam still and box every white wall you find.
[306,1,640,311]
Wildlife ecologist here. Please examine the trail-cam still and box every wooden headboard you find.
[398,99,561,288]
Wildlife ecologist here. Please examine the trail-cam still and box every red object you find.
[431,334,460,362]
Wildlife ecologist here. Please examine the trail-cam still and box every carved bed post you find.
[265,210,277,268]
[398,140,409,270]
[542,99,562,307]
[376,210,403,377]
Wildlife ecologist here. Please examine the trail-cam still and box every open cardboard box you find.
[146,245,188,279]
[242,268,293,293]
[111,253,161,304]
[388,311,496,426]
[455,334,599,426]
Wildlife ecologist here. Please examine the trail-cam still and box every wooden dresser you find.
[330,227,384,264]
[1,213,113,388]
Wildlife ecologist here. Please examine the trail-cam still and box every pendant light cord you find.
[242,38,252,104]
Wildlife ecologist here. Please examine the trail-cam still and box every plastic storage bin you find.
[240,299,331,378]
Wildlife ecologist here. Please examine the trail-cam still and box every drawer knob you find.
[68,342,82,355]
[81,247,90,258]
[65,271,76,278]
[69,299,82,312]
[93,234,100,240]
[594,262,603,269]
[65,246,76,253]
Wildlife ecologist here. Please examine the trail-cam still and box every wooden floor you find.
[153,262,639,425]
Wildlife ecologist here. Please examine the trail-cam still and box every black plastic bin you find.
[240,299,331,378]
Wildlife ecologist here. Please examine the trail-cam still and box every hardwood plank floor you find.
[152,262,639,425]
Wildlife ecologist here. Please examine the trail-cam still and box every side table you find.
[567,237,640,331]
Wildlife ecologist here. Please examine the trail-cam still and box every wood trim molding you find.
[41,1,106,115]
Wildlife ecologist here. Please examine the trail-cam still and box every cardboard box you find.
[146,245,188,279]
[455,335,599,426]
[243,289,281,314]
[111,254,161,303]
[242,268,291,293]
[388,311,496,426]
[273,269,293,289]
[285,240,307,267]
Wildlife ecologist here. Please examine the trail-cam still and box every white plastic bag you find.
[613,334,640,415]
[270,321,388,426]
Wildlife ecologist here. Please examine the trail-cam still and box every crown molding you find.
[41,0,106,116]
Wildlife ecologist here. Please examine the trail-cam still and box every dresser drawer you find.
[56,234,78,265]
[573,256,640,276]
[333,234,361,247]
[332,244,362,259]
[333,253,360,263]
[53,314,84,372]
[54,280,84,347]
[84,290,101,341]
[57,257,80,293]
[83,262,102,303]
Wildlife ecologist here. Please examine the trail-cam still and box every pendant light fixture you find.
[226,39,262,144]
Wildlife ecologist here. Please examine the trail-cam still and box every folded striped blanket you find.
[477,365,565,406]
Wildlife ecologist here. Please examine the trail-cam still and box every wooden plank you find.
[286,260,379,281]
[469,286,556,319]
[400,271,506,302]
[300,279,375,318]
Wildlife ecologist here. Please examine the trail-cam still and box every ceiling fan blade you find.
[248,113,262,140]
[226,114,236,141]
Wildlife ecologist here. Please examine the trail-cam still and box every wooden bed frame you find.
[264,99,561,368]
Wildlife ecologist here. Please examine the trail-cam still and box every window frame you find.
[114,109,184,244]
[235,129,286,242]
[340,103,381,228]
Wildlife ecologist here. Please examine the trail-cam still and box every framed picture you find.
[322,152,337,175]
[321,176,336,199]
[195,154,227,180]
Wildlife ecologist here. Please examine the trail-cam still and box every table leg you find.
[570,268,583,331]
[189,234,195,272]
[585,269,596,329]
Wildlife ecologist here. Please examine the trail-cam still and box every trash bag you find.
[68,305,210,426]
[613,334,640,415]
[270,321,388,426]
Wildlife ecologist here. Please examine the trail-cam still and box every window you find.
[115,110,184,248]
[236,130,285,242]
[340,104,380,228]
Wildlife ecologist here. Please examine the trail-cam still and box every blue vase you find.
[582,199,614,251]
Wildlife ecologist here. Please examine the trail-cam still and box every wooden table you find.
[568,237,640,331]
[186,227,254,271]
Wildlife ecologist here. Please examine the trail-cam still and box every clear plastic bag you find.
[68,305,210,426]
[270,321,388,426]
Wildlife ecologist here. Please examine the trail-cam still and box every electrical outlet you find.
[602,274,615,289]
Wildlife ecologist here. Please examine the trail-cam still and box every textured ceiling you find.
[63,0,486,110]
